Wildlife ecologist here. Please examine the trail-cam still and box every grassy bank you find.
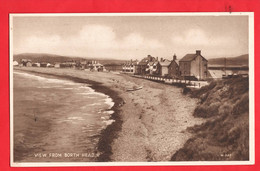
[172,77,249,161]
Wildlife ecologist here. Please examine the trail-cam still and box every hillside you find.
[13,53,126,65]
[208,54,249,66]
[172,77,249,161]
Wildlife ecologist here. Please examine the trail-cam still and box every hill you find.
[208,54,249,67]
[172,77,249,161]
[13,53,126,65]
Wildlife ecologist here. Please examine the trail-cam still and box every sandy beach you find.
[13,67,204,162]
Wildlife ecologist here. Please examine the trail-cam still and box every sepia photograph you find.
[9,13,254,166]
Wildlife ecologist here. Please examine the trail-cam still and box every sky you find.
[12,15,249,60]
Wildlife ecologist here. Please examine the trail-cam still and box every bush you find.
[172,77,249,161]
[232,93,249,116]
[194,101,221,118]
[218,103,233,115]
[183,87,191,95]
[190,81,216,98]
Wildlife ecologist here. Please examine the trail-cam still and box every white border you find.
[10,13,14,167]
[9,12,255,167]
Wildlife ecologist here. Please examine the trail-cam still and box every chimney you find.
[156,57,158,61]
[173,54,177,60]
[196,50,201,55]
[160,58,163,62]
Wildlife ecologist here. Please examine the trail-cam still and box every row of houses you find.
[122,50,208,80]
[14,59,105,72]
[13,59,55,67]
[79,60,104,71]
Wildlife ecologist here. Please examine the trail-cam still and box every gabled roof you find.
[159,60,171,67]
[138,56,156,65]
[170,60,179,67]
[153,61,159,66]
[179,54,208,62]
[138,59,149,65]
[148,61,154,66]
[179,54,196,62]
[21,59,32,62]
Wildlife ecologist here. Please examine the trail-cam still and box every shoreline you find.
[13,68,124,162]
[13,67,205,162]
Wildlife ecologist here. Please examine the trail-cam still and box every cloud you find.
[121,33,163,49]
[171,28,237,47]
[24,35,62,52]
[76,25,116,49]
[17,24,163,57]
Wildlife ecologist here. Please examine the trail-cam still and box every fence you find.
[133,75,208,88]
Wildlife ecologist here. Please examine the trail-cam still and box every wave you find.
[14,71,73,84]
[104,98,115,108]
[13,70,116,158]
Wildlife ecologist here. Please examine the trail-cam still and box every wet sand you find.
[13,67,204,162]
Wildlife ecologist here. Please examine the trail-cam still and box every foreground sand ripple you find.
[111,76,204,161]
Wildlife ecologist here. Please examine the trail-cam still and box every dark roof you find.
[138,56,156,65]
[170,60,179,66]
[21,59,32,62]
[179,54,196,62]
[179,54,208,62]
[138,59,149,65]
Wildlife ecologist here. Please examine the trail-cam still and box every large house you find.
[79,61,88,69]
[147,59,160,75]
[136,55,156,75]
[21,59,32,67]
[179,50,208,80]
[158,55,179,78]
[87,61,104,71]
[168,55,180,78]
[122,59,139,74]
[158,58,171,77]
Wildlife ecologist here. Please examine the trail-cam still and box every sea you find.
[13,71,115,162]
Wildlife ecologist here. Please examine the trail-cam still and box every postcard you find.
[9,12,254,167]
